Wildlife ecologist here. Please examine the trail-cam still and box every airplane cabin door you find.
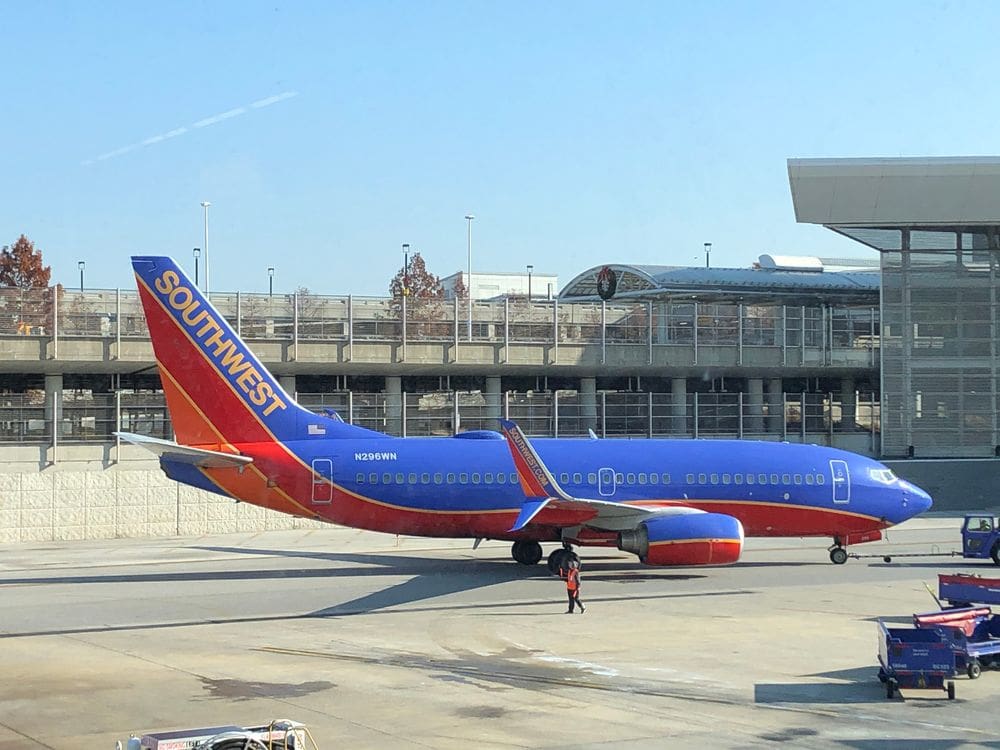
[829,459,850,504]
[311,458,334,504]
[598,467,616,497]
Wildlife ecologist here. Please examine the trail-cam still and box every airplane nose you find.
[904,482,933,515]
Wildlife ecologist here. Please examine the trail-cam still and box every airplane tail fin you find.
[132,256,380,447]
[499,419,572,501]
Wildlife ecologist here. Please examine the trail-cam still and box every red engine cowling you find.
[618,513,744,566]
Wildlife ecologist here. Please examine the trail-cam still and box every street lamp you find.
[465,215,474,341]
[704,242,712,269]
[193,248,201,288]
[268,266,274,298]
[402,243,410,296]
[526,264,533,300]
[78,260,85,292]
[201,201,211,296]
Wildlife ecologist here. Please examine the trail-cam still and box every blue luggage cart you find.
[914,606,1000,679]
[877,620,958,699]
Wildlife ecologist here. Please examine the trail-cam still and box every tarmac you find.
[1,516,999,749]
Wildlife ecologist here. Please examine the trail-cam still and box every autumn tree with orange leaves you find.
[0,235,55,334]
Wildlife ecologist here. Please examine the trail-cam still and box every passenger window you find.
[710,473,719,484]
[758,473,767,485]
[434,473,443,484]
[472,473,481,484]
[722,473,731,484]
[805,474,814,485]
[369,473,378,484]
[356,473,365,483]
[816,474,825,485]
[698,473,707,484]
[793,474,802,485]
[734,474,744,484]
[408,473,417,484]
[560,473,570,483]
[770,473,779,485]
[686,473,695,484]
[421,473,430,484]
[495,473,505,484]
[510,473,518,484]
[587,472,597,484]
[781,474,790,485]
[626,473,636,484]
[573,472,582,484]
[638,472,647,484]
[484,472,494,483]
[616,473,624,483]
[383,473,392,484]
[459,473,469,484]
[661,473,670,484]
[447,473,456,483]
[396,473,405,484]
[746,474,755,485]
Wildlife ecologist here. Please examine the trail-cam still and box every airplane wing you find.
[498,419,700,532]
[115,432,254,469]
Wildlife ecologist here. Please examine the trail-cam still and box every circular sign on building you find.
[596,266,618,300]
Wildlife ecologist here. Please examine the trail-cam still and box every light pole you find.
[201,201,211,296]
[704,242,712,269]
[465,215,474,341]
[402,243,410,296]
[268,266,274,298]
[78,260,85,292]
[526,264,533,300]
[193,248,201,288]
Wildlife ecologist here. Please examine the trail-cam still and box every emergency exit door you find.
[311,458,334,504]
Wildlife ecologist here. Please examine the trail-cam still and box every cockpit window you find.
[869,468,897,484]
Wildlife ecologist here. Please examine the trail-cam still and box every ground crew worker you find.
[560,559,585,614]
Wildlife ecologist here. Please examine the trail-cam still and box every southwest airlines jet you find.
[119,256,932,571]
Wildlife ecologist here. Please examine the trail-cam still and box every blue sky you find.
[3,1,997,295]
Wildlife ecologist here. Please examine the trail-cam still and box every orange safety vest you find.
[565,567,580,591]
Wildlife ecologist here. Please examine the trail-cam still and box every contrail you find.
[82,91,299,166]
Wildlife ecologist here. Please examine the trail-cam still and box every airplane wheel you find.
[547,548,571,575]
[830,547,848,565]
[511,541,542,566]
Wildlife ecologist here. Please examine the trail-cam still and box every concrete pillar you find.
[671,377,687,434]
[840,377,856,432]
[278,375,297,401]
[766,378,783,434]
[747,378,764,435]
[45,374,63,456]
[580,377,597,431]
[384,376,402,436]
[485,376,502,426]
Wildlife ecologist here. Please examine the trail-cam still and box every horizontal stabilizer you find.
[510,499,551,532]
[115,432,253,469]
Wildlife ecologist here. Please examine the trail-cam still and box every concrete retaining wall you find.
[0,463,326,545]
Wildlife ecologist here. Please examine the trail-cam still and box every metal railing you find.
[0,389,881,449]
[0,286,881,362]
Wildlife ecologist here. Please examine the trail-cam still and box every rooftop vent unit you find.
[757,254,824,272]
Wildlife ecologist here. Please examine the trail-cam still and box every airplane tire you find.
[547,548,571,575]
[830,547,848,565]
[512,541,542,566]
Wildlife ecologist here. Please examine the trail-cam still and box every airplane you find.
[118,256,933,571]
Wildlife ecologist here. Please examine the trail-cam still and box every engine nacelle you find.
[618,513,744,566]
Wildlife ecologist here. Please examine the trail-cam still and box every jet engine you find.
[618,513,744,566]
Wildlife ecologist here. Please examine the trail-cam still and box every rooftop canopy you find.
[559,262,878,304]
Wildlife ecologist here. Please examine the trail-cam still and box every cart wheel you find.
[886,679,895,699]
[883,556,892,563]
[830,547,848,565]
[967,660,982,679]
[877,668,887,683]
[947,681,956,700]
[991,542,1000,566]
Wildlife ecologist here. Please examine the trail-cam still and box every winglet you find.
[498,419,571,501]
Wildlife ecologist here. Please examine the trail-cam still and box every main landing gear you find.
[547,545,580,575]
[511,540,543,566]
